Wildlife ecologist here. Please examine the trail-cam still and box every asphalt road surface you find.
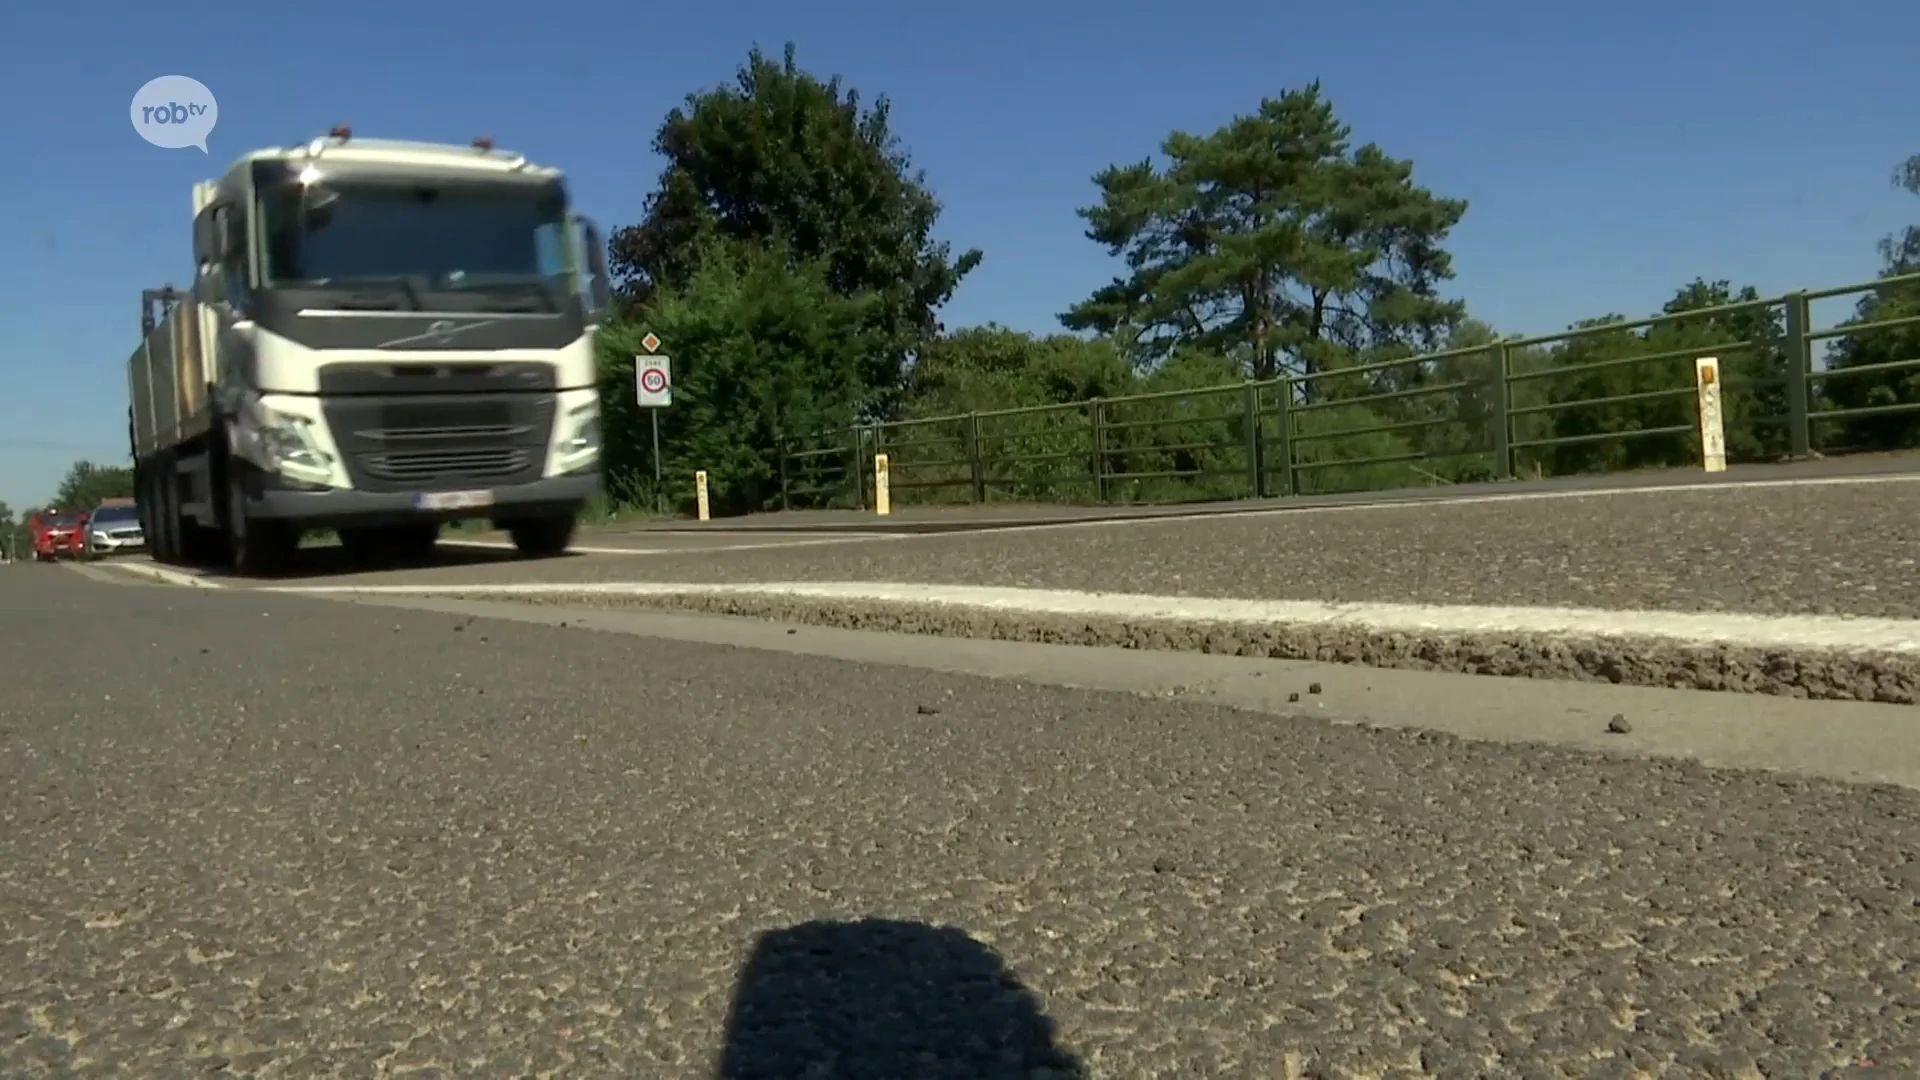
[194,471,1920,621]
[630,453,1920,534]
[4,567,1917,1076]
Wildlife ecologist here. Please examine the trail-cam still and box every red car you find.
[29,508,88,561]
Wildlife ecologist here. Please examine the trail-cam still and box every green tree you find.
[53,461,134,510]
[1881,153,1920,273]
[1822,151,1920,450]
[896,328,1140,502]
[903,327,1136,417]
[598,239,883,514]
[608,43,981,402]
[1061,82,1468,389]
[1658,279,1788,462]
[1522,279,1782,476]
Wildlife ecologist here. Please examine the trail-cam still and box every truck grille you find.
[320,392,555,493]
[364,448,531,481]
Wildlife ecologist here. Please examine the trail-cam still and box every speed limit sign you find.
[636,354,672,407]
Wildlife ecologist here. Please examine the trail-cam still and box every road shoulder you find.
[313,592,1920,792]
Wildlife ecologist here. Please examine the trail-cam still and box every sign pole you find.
[635,334,673,514]
[650,410,663,515]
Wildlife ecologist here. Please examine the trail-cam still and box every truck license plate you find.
[415,490,495,511]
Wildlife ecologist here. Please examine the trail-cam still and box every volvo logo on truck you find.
[125,126,616,576]
[382,318,497,349]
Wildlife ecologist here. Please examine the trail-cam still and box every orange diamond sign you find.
[640,332,661,353]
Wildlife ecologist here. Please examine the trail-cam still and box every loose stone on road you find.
[2,569,1916,1076]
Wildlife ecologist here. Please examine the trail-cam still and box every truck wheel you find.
[153,465,182,564]
[226,472,294,576]
[506,515,575,558]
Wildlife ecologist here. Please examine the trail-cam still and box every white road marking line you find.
[621,529,902,541]
[440,535,904,556]
[256,580,1920,654]
[89,560,224,588]
[440,540,674,555]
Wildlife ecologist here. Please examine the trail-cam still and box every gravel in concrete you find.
[246,479,1920,621]
[460,589,1920,704]
[4,569,1917,1077]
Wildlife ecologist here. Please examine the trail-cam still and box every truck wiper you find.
[441,279,557,313]
[286,276,424,311]
[332,294,408,311]
[335,276,424,310]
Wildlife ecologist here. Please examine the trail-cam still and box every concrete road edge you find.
[318,593,1920,792]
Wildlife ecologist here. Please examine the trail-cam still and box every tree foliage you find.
[608,41,981,391]
[581,54,1916,517]
[54,461,134,511]
[595,44,987,512]
[1820,151,1920,451]
[1508,280,1788,476]
[903,327,1134,418]
[598,239,882,514]
[1061,83,1467,386]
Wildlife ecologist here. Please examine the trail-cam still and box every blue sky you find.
[1,0,1913,510]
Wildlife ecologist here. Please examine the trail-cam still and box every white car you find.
[84,503,146,557]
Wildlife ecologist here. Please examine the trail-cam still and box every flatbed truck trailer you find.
[128,127,613,574]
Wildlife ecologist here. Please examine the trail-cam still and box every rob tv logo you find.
[129,75,219,152]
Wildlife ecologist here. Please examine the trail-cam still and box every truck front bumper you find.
[249,470,601,530]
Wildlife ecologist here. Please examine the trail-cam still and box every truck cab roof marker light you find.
[470,135,528,170]
[301,125,352,160]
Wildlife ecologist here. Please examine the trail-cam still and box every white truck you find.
[128,127,612,574]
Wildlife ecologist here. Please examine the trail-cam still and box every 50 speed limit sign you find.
[636,354,672,407]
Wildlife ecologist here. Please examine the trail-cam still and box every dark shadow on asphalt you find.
[210,540,573,582]
[716,918,1086,1080]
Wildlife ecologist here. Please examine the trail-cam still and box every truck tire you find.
[153,461,182,564]
[225,468,295,576]
[506,515,575,558]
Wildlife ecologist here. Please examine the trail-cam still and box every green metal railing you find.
[775,273,1920,511]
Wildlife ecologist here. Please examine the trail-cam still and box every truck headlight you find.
[560,403,600,458]
[257,410,334,478]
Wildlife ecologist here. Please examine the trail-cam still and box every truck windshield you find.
[257,180,571,308]
[41,512,79,528]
